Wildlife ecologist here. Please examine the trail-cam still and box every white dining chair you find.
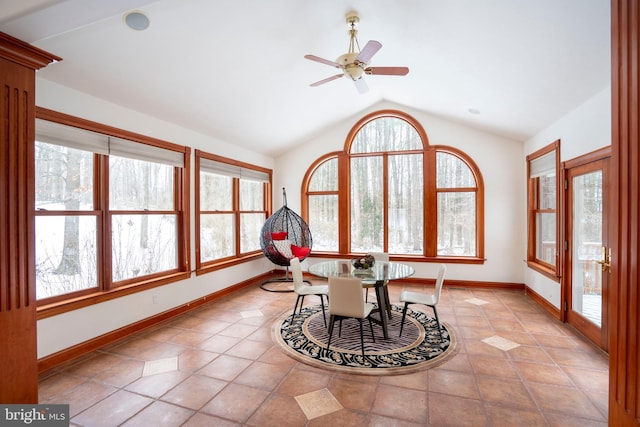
[399,264,447,340]
[290,257,328,326]
[326,276,376,357]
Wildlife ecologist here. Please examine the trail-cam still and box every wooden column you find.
[0,32,59,403]
[610,1,640,425]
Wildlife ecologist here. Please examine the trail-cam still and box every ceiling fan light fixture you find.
[337,52,365,80]
[344,64,365,81]
[336,52,359,65]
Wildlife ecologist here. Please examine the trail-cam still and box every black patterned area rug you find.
[273,304,457,375]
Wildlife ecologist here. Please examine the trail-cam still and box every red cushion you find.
[291,244,310,259]
[271,231,288,241]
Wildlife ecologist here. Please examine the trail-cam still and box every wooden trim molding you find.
[36,107,190,154]
[563,146,612,170]
[401,277,524,290]
[524,286,561,319]
[0,32,58,403]
[610,1,640,424]
[0,32,61,69]
[37,273,269,373]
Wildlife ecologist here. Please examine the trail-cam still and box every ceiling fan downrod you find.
[346,13,361,55]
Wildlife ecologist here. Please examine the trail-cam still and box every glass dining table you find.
[308,260,415,339]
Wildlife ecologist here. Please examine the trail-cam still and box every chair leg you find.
[358,319,365,357]
[292,295,303,317]
[319,295,327,327]
[326,315,336,354]
[338,319,343,337]
[399,302,410,337]
[432,305,444,341]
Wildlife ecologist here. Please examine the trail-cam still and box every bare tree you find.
[55,149,81,275]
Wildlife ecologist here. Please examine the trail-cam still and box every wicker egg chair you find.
[260,188,312,291]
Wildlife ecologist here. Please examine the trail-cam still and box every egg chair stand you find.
[260,188,312,292]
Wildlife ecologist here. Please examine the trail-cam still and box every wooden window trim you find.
[194,150,272,274]
[434,146,485,260]
[302,110,485,263]
[526,139,561,281]
[34,107,191,317]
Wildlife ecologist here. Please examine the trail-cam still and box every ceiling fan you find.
[304,12,409,94]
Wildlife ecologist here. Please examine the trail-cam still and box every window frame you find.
[35,107,191,318]
[435,146,485,258]
[34,141,102,301]
[301,109,485,263]
[194,150,272,275]
[526,139,561,280]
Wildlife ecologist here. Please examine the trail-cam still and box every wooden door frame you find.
[561,147,611,351]
[610,1,640,423]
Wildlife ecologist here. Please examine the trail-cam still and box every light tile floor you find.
[39,280,610,426]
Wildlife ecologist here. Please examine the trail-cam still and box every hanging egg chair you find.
[260,188,312,291]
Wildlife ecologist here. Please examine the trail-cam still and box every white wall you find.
[35,79,277,358]
[36,80,274,167]
[276,101,526,284]
[522,87,612,308]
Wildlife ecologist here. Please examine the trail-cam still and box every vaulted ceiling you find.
[1,0,610,156]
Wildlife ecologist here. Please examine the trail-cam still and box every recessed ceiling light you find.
[468,108,481,115]
[124,11,150,31]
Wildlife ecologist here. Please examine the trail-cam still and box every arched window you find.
[302,110,484,263]
[307,155,340,252]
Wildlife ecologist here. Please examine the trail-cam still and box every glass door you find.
[565,158,609,350]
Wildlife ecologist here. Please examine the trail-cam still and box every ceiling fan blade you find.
[304,54,340,68]
[354,77,369,94]
[310,74,344,87]
[365,66,410,76]
[356,40,382,64]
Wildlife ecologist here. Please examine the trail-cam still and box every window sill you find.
[526,261,560,282]
[196,252,264,275]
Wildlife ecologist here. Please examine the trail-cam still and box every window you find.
[109,155,178,282]
[35,140,98,299]
[195,150,271,273]
[437,151,477,256]
[307,156,339,252]
[526,140,560,278]
[303,110,484,262]
[34,109,190,309]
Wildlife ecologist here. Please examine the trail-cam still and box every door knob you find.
[595,246,611,272]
